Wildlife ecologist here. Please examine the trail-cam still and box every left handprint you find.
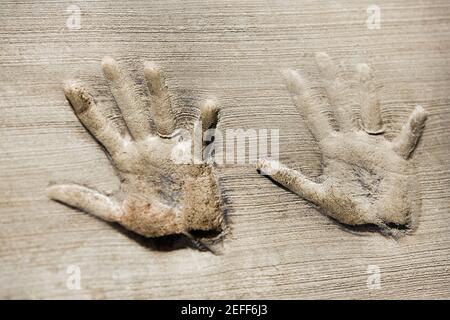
[48,57,225,245]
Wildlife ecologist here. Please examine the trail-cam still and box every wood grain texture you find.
[0,0,449,299]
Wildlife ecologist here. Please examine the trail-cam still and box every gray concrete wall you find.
[0,0,449,298]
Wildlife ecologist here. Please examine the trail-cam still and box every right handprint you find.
[257,53,427,235]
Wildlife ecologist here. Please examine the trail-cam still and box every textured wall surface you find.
[0,0,449,299]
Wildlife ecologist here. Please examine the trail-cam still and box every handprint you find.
[48,57,225,248]
[257,53,427,234]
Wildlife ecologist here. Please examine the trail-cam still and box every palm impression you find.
[258,53,427,235]
[48,57,225,249]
